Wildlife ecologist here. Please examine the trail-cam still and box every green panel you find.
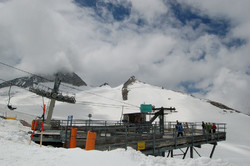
[140,104,152,113]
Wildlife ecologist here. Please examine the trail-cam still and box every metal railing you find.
[91,121,226,150]
[58,120,226,152]
[31,119,226,155]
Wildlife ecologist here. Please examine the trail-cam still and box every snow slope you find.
[0,81,249,165]
[0,118,231,166]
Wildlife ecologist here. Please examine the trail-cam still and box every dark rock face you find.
[0,72,87,89]
[0,76,40,89]
[207,100,241,113]
[208,100,234,110]
[122,76,136,100]
[51,72,87,87]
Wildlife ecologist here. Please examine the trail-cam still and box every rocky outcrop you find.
[122,76,136,100]
[99,82,109,87]
[207,100,240,113]
[50,72,87,86]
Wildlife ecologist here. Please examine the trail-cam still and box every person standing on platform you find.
[212,123,217,133]
[177,123,184,137]
[206,123,211,133]
[202,121,206,135]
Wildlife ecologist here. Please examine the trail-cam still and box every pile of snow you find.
[0,118,231,166]
[0,81,250,165]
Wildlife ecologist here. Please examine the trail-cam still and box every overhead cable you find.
[0,61,139,108]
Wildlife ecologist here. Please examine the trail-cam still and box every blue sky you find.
[0,0,249,114]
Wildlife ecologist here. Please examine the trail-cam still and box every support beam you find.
[45,99,56,125]
[183,147,189,159]
[210,143,217,158]
[159,108,164,134]
[150,107,176,135]
[190,146,194,158]
[167,150,173,157]
[167,150,170,157]
[193,147,201,157]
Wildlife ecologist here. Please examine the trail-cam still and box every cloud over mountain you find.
[0,0,249,114]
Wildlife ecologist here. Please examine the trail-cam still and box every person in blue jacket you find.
[177,123,184,137]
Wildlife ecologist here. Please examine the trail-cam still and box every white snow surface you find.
[0,119,231,166]
[0,81,249,166]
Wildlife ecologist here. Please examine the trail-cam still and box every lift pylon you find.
[150,106,176,134]
[29,74,76,129]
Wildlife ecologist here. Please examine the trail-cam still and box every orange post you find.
[31,120,38,130]
[29,120,39,145]
[69,128,77,148]
[85,131,97,150]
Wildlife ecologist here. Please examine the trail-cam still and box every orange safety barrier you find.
[85,131,97,150]
[69,128,77,148]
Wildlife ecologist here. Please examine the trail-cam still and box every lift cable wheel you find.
[29,75,76,104]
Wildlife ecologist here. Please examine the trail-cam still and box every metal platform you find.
[31,120,226,158]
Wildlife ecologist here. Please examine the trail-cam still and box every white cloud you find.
[205,68,250,114]
[129,0,168,23]
[178,0,250,39]
[0,0,249,114]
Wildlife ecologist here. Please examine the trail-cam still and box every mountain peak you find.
[99,82,110,87]
[48,72,87,86]
[0,72,87,89]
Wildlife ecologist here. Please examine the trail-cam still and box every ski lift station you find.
[30,105,226,158]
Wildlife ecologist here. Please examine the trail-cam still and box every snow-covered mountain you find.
[0,79,249,166]
[0,72,87,89]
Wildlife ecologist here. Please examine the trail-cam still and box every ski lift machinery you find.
[29,74,76,129]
